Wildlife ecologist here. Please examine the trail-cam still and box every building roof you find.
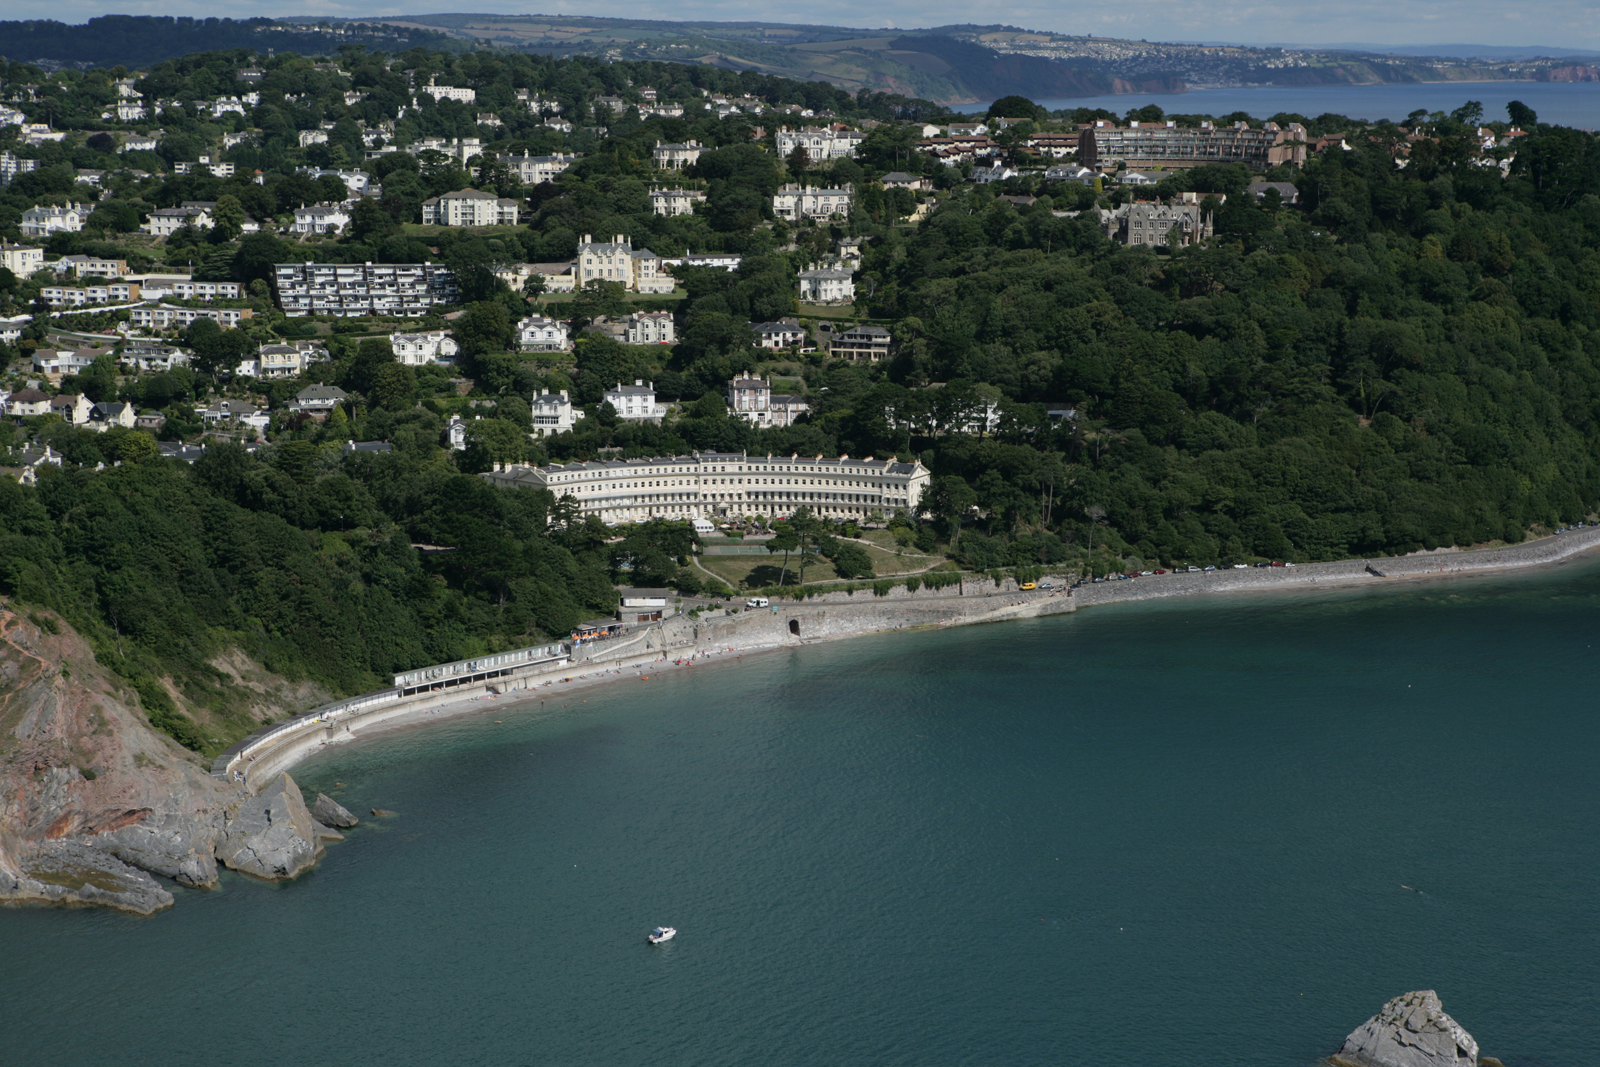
[296,384,350,400]
[343,440,393,453]
[10,388,48,403]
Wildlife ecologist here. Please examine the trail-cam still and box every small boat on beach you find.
[648,926,676,944]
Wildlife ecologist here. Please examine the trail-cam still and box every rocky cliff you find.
[0,606,329,915]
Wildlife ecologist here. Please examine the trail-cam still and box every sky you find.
[9,0,1597,53]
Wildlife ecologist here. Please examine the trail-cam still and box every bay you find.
[5,563,1600,1066]
[964,81,1600,129]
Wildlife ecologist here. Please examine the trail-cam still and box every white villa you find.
[798,269,855,304]
[498,151,577,185]
[518,315,571,352]
[531,390,582,437]
[21,203,87,238]
[624,311,675,345]
[390,330,459,366]
[650,187,705,217]
[603,380,668,423]
[652,140,702,170]
[771,184,854,220]
[775,126,865,161]
[728,373,810,428]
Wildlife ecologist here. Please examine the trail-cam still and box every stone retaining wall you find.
[1073,527,1600,608]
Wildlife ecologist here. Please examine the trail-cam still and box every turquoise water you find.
[966,81,1600,129]
[6,564,1600,1066]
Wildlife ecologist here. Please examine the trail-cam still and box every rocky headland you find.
[0,606,349,915]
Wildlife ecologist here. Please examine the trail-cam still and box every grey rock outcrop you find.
[311,821,344,842]
[215,773,323,880]
[1332,990,1479,1067]
[6,839,174,915]
[311,793,359,828]
[98,808,224,888]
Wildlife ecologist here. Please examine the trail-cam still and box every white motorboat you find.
[648,926,676,944]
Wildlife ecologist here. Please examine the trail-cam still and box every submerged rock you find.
[1332,990,1479,1067]
[312,793,359,829]
[216,773,322,880]
[311,821,344,843]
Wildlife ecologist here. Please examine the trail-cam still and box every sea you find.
[6,561,1600,1066]
[963,80,1600,129]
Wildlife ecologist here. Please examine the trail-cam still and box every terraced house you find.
[482,452,930,524]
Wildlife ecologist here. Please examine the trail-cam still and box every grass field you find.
[697,535,946,590]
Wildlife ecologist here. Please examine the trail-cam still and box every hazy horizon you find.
[2,2,1592,54]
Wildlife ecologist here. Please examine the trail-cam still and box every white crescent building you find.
[482,451,929,525]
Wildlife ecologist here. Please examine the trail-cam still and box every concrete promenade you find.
[213,526,1600,793]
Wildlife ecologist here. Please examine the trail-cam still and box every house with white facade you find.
[0,243,44,276]
[421,188,521,226]
[50,393,94,424]
[775,126,864,162]
[798,269,855,305]
[517,315,571,352]
[575,234,674,294]
[603,380,667,423]
[6,388,52,418]
[829,324,891,361]
[142,205,212,237]
[274,262,458,317]
[21,204,87,238]
[530,390,582,438]
[727,373,809,427]
[390,330,459,366]
[498,151,577,185]
[291,203,352,234]
[624,311,675,345]
[89,401,137,431]
[650,187,705,217]
[422,82,476,104]
[288,384,349,419]
[771,184,854,220]
[652,140,702,170]
[754,321,807,349]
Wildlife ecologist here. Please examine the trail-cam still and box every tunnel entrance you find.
[789,619,800,637]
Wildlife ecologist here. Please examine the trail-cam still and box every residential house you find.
[118,135,158,153]
[0,315,33,344]
[972,162,1019,184]
[142,205,213,237]
[0,243,44,276]
[447,414,467,451]
[772,183,854,220]
[10,445,64,485]
[421,188,521,226]
[498,151,576,185]
[650,187,705,217]
[947,122,990,137]
[754,321,807,350]
[40,283,142,307]
[829,325,891,362]
[135,412,166,432]
[120,342,189,372]
[422,82,476,104]
[21,203,87,237]
[775,126,864,161]
[1077,119,1309,171]
[238,343,319,379]
[291,203,352,234]
[575,234,674,294]
[1044,163,1098,185]
[530,390,582,437]
[1247,181,1299,204]
[623,311,675,345]
[797,269,855,305]
[49,393,93,424]
[603,380,667,423]
[1099,200,1213,248]
[658,252,741,272]
[298,129,329,147]
[518,315,571,352]
[288,384,349,419]
[652,140,702,170]
[390,330,459,366]
[880,171,925,191]
[89,401,136,431]
[6,388,52,417]
[727,373,810,428]
[54,254,126,278]
[33,350,95,376]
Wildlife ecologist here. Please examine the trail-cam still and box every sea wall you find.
[215,586,1077,791]
[1073,527,1600,608]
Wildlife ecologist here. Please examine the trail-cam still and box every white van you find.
[745,597,770,609]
